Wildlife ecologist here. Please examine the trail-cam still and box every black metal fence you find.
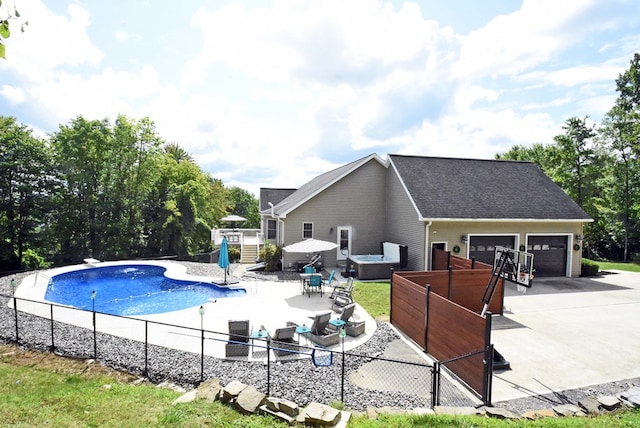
[0,292,478,410]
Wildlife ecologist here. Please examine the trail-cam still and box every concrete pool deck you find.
[11,262,376,360]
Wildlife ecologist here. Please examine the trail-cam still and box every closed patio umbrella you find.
[218,236,230,284]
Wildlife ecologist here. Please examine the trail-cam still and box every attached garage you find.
[527,235,568,277]
[469,236,516,267]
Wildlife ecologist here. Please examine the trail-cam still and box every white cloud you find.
[0,85,26,104]
[452,0,595,79]
[4,1,102,79]
[1,0,638,197]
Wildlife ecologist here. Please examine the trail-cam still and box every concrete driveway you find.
[490,270,640,402]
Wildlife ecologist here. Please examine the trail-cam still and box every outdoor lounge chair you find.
[225,319,250,357]
[328,303,365,337]
[329,276,353,299]
[331,278,355,311]
[271,325,299,356]
[304,311,339,347]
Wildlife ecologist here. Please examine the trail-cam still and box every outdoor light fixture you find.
[460,234,468,244]
[575,234,583,243]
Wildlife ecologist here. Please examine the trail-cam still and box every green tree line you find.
[497,53,640,262]
[0,114,259,272]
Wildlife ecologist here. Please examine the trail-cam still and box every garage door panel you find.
[528,236,567,277]
[469,236,515,266]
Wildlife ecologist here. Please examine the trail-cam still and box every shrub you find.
[227,246,241,263]
[581,259,599,277]
[21,249,51,269]
[259,241,282,272]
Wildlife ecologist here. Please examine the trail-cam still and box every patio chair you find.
[328,303,365,337]
[322,270,337,288]
[306,273,323,297]
[331,279,355,311]
[271,325,299,356]
[305,311,339,347]
[329,276,353,299]
[225,319,250,357]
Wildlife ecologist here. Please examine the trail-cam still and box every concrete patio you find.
[490,270,640,403]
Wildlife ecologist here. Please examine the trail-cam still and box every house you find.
[260,154,592,277]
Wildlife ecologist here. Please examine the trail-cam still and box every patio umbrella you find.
[218,236,230,284]
[221,214,246,230]
[282,238,338,254]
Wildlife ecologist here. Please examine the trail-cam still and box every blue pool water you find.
[45,264,245,316]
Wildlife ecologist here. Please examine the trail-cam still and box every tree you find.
[600,54,640,261]
[142,145,228,258]
[0,2,28,59]
[495,143,558,171]
[0,117,57,270]
[551,117,597,207]
[227,186,260,228]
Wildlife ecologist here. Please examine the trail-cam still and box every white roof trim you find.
[419,217,594,223]
[389,157,423,220]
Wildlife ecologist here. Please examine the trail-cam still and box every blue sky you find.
[1,0,639,197]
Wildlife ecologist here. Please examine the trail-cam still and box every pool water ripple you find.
[45,264,245,316]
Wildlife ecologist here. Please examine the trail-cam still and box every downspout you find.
[424,220,432,271]
[268,202,286,269]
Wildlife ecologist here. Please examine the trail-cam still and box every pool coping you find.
[9,261,377,361]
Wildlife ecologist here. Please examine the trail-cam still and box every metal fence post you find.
[431,361,440,407]
[92,310,97,359]
[483,344,494,406]
[340,327,346,404]
[12,296,20,342]
[144,320,149,378]
[49,304,55,352]
[199,305,205,383]
[91,290,97,359]
[267,339,271,396]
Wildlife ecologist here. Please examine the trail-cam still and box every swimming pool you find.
[45,264,245,316]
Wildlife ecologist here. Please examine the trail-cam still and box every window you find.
[303,222,313,239]
[267,219,276,240]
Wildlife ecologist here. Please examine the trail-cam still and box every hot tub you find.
[347,255,398,280]
[346,242,408,280]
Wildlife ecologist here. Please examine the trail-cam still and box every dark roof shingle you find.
[389,155,591,220]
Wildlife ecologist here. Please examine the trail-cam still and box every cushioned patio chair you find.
[271,325,299,356]
[305,311,339,347]
[328,303,365,337]
[225,319,250,357]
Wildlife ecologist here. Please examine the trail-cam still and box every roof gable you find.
[389,155,591,221]
[259,188,296,212]
[266,154,387,216]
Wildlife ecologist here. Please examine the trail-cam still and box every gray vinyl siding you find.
[385,167,425,271]
[282,159,387,268]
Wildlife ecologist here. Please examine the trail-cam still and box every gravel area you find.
[1,262,637,414]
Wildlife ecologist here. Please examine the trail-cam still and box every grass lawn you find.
[352,281,390,321]
[587,259,640,273]
[2,354,638,427]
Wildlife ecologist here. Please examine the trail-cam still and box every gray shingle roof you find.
[389,155,591,220]
[259,188,297,212]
